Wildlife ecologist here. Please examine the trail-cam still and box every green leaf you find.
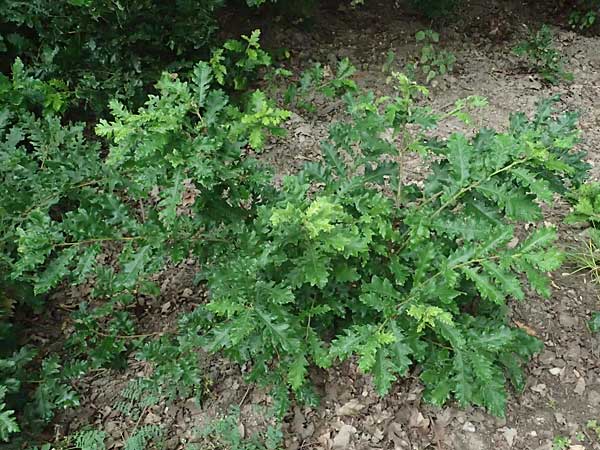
[158,169,184,229]
[471,326,514,352]
[477,226,514,256]
[389,322,412,376]
[322,142,346,178]
[249,128,265,150]
[0,409,19,442]
[524,248,563,272]
[288,354,308,390]
[427,381,452,406]
[446,133,471,185]
[357,330,395,372]
[452,350,472,407]
[291,249,330,288]
[521,263,551,298]
[447,246,476,267]
[470,352,495,384]
[34,247,77,294]
[204,89,228,125]
[517,227,557,253]
[481,261,524,301]
[499,352,527,392]
[359,276,398,313]
[255,308,295,352]
[505,193,542,221]
[73,244,101,284]
[192,62,213,107]
[480,378,507,418]
[121,245,152,288]
[462,266,506,304]
[0,386,19,442]
[373,347,397,395]
[390,257,410,286]
[74,429,106,450]
[512,167,554,203]
[330,327,363,361]
[336,58,356,81]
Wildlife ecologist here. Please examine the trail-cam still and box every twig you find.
[238,386,252,407]
[129,405,149,441]
[298,441,319,449]
[90,327,173,340]
[429,414,444,450]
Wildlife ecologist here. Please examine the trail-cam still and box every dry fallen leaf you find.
[336,399,365,417]
[574,377,586,395]
[499,427,517,447]
[408,409,430,429]
[513,320,538,337]
[531,383,547,394]
[386,422,410,450]
[332,424,355,450]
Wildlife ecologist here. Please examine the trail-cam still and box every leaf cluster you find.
[0,0,226,112]
[514,25,573,85]
[0,0,285,113]
[568,0,599,30]
[197,406,283,450]
[283,58,357,113]
[203,78,588,416]
[0,40,288,441]
[406,29,456,84]
[564,182,600,331]
[0,40,591,446]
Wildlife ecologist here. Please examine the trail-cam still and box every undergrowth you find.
[406,29,456,84]
[195,406,283,450]
[0,35,288,444]
[0,7,593,448]
[514,25,573,85]
[565,182,600,333]
[569,0,600,30]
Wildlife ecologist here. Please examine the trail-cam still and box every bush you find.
[1,35,591,447]
[0,45,288,441]
[0,0,224,112]
[202,77,588,415]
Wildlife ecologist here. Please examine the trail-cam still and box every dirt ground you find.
[41,1,600,449]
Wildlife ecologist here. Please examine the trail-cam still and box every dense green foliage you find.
[0,0,595,447]
[0,44,288,442]
[0,0,229,112]
[203,80,587,415]
[1,45,591,447]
